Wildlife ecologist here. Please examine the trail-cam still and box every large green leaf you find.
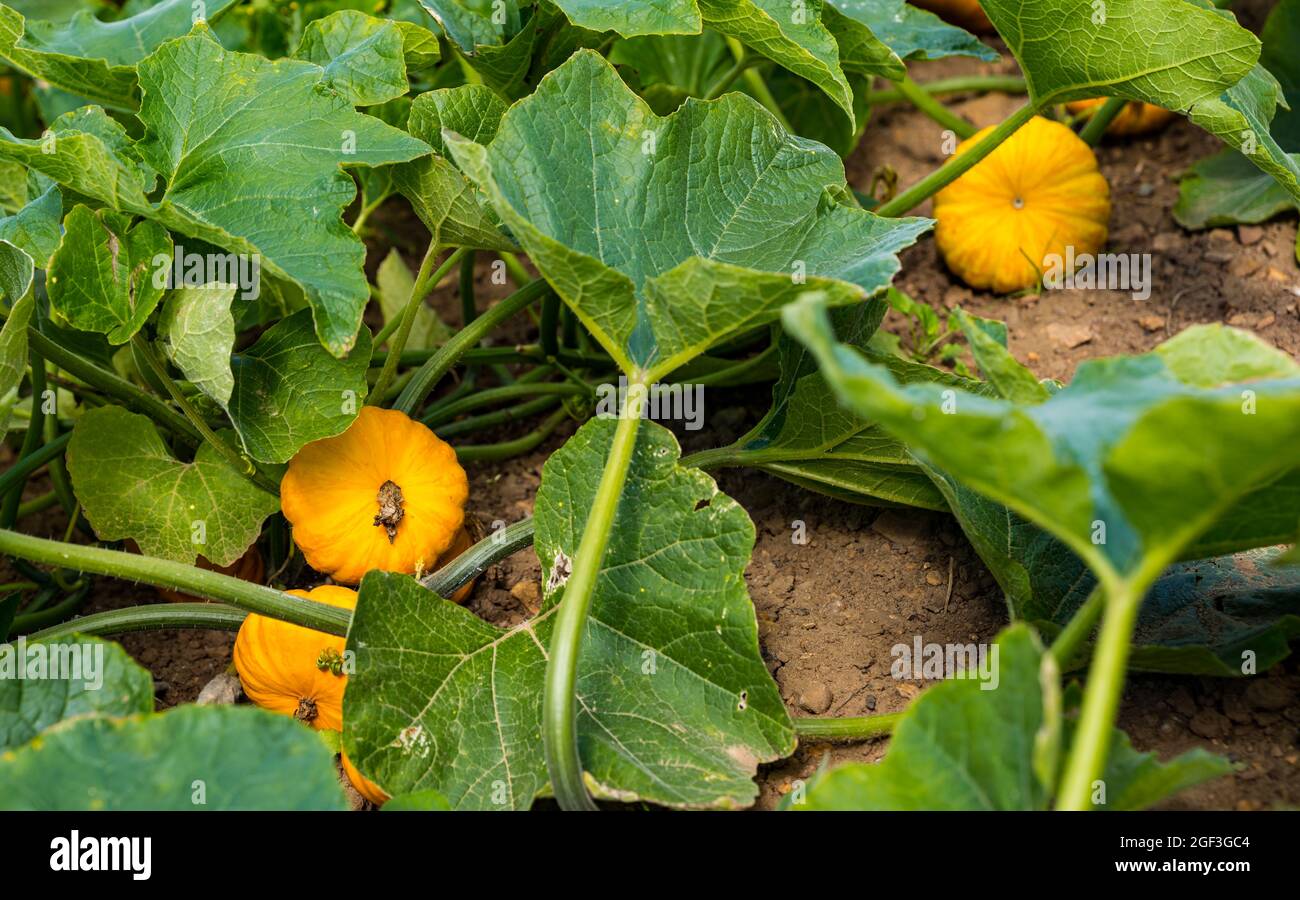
[449,50,930,382]
[46,204,171,344]
[0,704,348,810]
[157,283,237,408]
[826,0,995,65]
[0,0,241,110]
[345,417,795,810]
[0,635,154,752]
[552,0,702,36]
[294,9,440,106]
[788,625,1230,809]
[784,295,1300,598]
[391,84,515,250]
[66,406,280,566]
[0,286,33,442]
[227,309,371,465]
[0,177,62,268]
[0,26,430,357]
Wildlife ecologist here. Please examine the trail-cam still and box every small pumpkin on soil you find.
[341,752,390,807]
[1067,98,1176,137]
[910,0,994,33]
[933,115,1111,294]
[232,584,357,732]
[281,406,469,586]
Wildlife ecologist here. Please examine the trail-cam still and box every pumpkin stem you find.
[373,480,405,543]
[294,698,319,723]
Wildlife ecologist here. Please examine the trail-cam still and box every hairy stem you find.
[876,102,1037,216]
[27,602,249,641]
[0,529,349,635]
[895,75,977,139]
[393,279,550,416]
[421,517,536,598]
[543,395,643,811]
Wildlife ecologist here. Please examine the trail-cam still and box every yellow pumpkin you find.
[910,0,993,33]
[341,751,390,807]
[933,116,1111,294]
[232,584,357,731]
[281,406,469,585]
[1066,98,1176,137]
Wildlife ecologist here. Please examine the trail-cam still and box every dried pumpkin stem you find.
[0,529,350,635]
[876,101,1037,216]
[543,388,644,811]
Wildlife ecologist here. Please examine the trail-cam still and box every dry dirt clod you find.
[796,683,833,714]
[509,579,541,613]
[871,509,927,547]
[1045,322,1093,349]
[1189,709,1230,740]
[1245,679,1292,712]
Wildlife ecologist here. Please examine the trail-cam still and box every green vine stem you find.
[1055,577,1139,810]
[369,245,466,404]
[793,712,900,742]
[435,395,560,439]
[372,343,610,371]
[421,517,536,598]
[1078,96,1130,146]
[456,406,570,462]
[15,491,59,520]
[393,278,551,416]
[1048,583,1105,670]
[702,49,751,101]
[0,529,350,635]
[895,74,978,139]
[867,75,1029,105]
[27,328,200,443]
[43,413,77,518]
[132,337,280,496]
[876,102,1037,216]
[2,352,47,525]
[11,580,91,633]
[0,431,70,508]
[543,392,644,811]
[27,602,249,642]
[422,381,590,427]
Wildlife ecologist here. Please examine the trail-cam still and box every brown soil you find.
[6,0,1299,810]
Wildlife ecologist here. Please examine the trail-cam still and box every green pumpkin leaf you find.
[826,0,996,63]
[227,309,371,465]
[551,0,702,36]
[0,285,33,442]
[0,635,154,752]
[346,418,795,810]
[157,283,237,408]
[46,205,171,344]
[0,705,348,810]
[66,406,280,566]
[789,624,1230,809]
[0,177,61,268]
[449,50,930,382]
[784,295,1300,599]
[0,0,241,110]
[391,85,515,250]
[294,9,438,107]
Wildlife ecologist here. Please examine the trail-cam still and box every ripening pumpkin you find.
[1066,98,1176,137]
[910,0,993,33]
[232,584,357,731]
[933,116,1111,294]
[281,406,469,586]
[341,752,390,807]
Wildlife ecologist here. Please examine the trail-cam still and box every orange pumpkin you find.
[341,752,390,807]
[232,584,357,732]
[1067,98,1176,137]
[281,407,469,585]
[910,0,994,33]
[933,116,1111,294]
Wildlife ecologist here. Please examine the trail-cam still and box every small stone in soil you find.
[1189,709,1230,740]
[1045,322,1093,349]
[797,683,833,714]
[1245,679,1291,711]
[196,671,243,706]
[871,509,927,547]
